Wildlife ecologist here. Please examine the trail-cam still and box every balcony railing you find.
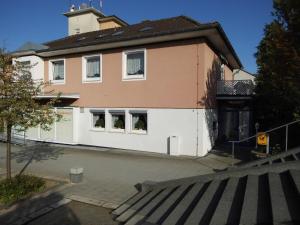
[217,80,254,96]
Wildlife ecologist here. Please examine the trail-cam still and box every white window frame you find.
[130,111,148,134]
[90,110,105,131]
[49,59,66,84]
[122,49,146,81]
[220,64,225,80]
[82,54,102,83]
[109,111,126,133]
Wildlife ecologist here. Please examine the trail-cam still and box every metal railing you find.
[217,80,254,96]
[230,119,300,165]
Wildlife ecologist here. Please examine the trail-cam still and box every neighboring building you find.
[12,6,254,156]
[233,68,256,82]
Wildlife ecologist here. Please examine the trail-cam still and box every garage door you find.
[26,108,73,144]
[56,108,73,143]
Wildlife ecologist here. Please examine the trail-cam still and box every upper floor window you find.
[123,49,146,80]
[17,60,31,74]
[82,55,102,82]
[49,59,65,83]
[220,64,225,80]
[20,61,31,69]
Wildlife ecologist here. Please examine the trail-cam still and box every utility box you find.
[169,136,180,156]
[70,167,83,183]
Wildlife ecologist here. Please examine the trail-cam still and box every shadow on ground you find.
[10,143,64,175]
[0,192,80,225]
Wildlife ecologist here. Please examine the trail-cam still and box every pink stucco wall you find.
[44,39,232,109]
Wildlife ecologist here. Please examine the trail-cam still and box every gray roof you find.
[15,41,48,52]
[112,147,300,225]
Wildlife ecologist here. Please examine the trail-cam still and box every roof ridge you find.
[43,15,200,46]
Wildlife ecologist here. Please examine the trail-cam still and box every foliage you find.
[134,115,147,130]
[114,116,125,129]
[0,49,61,178]
[254,0,300,129]
[95,115,105,128]
[0,49,61,131]
[0,175,45,205]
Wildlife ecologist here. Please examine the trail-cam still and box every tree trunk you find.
[6,124,12,179]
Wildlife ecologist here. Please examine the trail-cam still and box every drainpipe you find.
[196,44,200,156]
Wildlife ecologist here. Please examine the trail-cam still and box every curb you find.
[67,195,119,209]
[11,198,71,225]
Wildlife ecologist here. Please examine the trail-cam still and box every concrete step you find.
[145,184,191,225]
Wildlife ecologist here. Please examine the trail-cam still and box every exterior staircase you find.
[112,147,300,225]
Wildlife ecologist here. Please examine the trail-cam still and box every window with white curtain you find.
[123,49,146,80]
[50,59,65,83]
[130,111,147,133]
[83,55,101,82]
[110,111,125,132]
[92,112,105,129]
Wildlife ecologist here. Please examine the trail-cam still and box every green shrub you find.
[114,116,125,129]
[134,116,147,130]
[0,175,45,205]
[95,116,105,128]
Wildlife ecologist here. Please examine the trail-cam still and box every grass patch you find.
[0,174,45,205]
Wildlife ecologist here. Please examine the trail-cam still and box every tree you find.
[0,49,61,179]
[254,0,300,129]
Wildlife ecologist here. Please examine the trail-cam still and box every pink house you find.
[13,6,252,156]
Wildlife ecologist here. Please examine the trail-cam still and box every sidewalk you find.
[0,142,237,207]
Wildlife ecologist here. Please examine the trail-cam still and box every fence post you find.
[285,125,289,152]
[231,142,235,166]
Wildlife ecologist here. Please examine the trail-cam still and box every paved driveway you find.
[0,142,235,207]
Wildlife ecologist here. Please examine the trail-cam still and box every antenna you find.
[99,0,103,11]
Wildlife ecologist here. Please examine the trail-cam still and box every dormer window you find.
[123,49,146,81]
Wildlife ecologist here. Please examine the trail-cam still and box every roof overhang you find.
[34,93,80,100]
[36,26,242,69]
[11,50,39,57]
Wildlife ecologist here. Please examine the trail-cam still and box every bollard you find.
[70,167,83,183]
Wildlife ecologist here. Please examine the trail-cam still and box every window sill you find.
[90,128,105,132]
[122,75,145,81]
[109,128,125,133]
[130,130,148,135]
[82,79,102,83]
[50,80,65,85]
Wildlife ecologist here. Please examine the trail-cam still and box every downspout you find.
[196,44,200,156]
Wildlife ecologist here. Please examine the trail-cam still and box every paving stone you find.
[0,142,231,206]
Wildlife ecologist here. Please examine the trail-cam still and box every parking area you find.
[0,142,236,207]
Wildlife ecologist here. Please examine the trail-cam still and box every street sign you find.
[257,132,268,146]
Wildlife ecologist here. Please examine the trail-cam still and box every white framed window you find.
[82,54,102,83]
[123,49,146,80]
[90,110,105,130]
[110,111,125,132]
[49,59,65,84]
[130,111,147,134]
[220,64,225,80]
[20,61,31,70]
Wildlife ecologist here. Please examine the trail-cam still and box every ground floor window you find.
[110,111,125,131]
[130,111,147,133]
[91,110,105,130]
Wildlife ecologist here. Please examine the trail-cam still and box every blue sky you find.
[0,0,273,73]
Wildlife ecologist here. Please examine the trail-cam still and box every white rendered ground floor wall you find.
[26,107,217,157]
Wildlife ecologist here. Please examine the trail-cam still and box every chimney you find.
[64,5,105,36]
